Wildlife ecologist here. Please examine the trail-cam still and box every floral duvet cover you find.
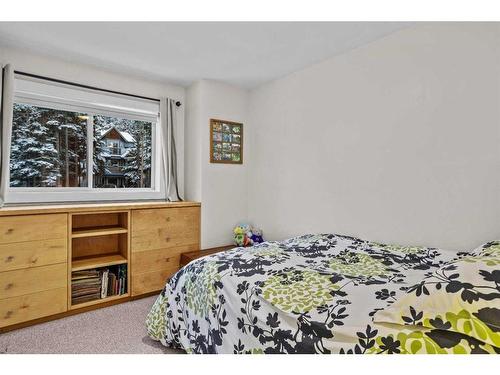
[146,234,500,354]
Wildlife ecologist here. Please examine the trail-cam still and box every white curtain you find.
[160,98,182,202]
[0,64,14,207]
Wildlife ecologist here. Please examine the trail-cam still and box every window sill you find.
[6,188,166,204]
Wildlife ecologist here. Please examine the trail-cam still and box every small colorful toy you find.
[233,225,246,247]
[250,228,264,244]
[233,224,264,247]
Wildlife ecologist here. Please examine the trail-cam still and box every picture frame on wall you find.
[210,119,243,164]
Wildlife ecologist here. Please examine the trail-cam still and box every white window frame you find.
[7,77,165,204]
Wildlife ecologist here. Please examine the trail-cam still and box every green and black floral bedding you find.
[146,234,500,354]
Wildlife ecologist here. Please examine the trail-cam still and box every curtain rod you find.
[14,70,182,107]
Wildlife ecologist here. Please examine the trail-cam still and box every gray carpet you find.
[0,295,183,354]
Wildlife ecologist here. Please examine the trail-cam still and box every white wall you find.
[0,46,186,197]
[184,81,203,202]
[185,80,249,248]
[248,23,500,251]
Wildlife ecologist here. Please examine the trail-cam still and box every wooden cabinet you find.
[0,214,68,328]
[0,201,201,331]
[131,206,200,296]
[180,245,234,267]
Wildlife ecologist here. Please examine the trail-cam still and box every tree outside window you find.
[10,103,153,189]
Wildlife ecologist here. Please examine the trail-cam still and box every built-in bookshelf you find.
[71,264,128,307]
[69,211,130,309]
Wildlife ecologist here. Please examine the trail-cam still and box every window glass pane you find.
[10,103,88,187]
[93,115,152,188]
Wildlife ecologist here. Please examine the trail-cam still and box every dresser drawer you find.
[0,239,67,272]
[0,287,67,328]
[0,214,67,244]
[0,263,67,300]
[132,248,186,274]
[131,207,200,252]
[132,267,178,296]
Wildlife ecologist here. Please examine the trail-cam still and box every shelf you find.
[70,293,129,310]
[72,226,128,238]
[72,253,128,271]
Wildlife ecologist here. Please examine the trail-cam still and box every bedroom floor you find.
[0,296,183,354]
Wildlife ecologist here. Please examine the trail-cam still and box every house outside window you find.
[94,120,152,189]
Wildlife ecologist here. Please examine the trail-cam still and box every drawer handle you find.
[5,255,14,263]
[165,237,171,242]
[5,228,13,234]
[166,217,170,222]
[4,311,13,319]
[164,258,171,263]
[5,283,13,290]
[30,257,38,264]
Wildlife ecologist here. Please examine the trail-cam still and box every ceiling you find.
[0,22,409,89]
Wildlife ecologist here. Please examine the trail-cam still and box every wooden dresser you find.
[0,201,200,332]
[131,207,200,295]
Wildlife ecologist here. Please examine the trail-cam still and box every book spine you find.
[100,270,105,299]
[101,270,108,299]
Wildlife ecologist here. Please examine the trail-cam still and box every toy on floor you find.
[233,224,264,247]
[250,228,264,244]
[233,225,246,247]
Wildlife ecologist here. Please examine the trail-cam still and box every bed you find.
[146,233,500,354]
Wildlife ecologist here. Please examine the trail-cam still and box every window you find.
[8,75,163,203]
[11,104,88,188]
[93,115,152,189]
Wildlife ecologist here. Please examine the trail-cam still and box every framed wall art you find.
[210,119,243,164]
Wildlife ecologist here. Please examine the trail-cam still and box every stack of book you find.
[71,270,101,305]
[72,265,127,305]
